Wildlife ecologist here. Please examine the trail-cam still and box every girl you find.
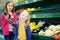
[18,10,31,40]
[1,1,18,40]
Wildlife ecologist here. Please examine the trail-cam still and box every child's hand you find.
[5,15,9,19]
[10,16,14,19]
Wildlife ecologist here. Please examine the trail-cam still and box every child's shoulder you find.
[26,25,30,28]
[12,12,17,16]
[1,12,5,17]
[13,12,16,14]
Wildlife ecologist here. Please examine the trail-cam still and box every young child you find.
[1,1,18,40]
[18,10,31,40]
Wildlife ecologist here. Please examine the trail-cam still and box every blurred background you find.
[0,0,60,40]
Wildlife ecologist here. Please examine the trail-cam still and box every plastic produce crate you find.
[32,33,55,40]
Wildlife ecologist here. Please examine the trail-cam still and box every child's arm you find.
[11,13,18,23]
[1,13,8,26]
[26,25,32,40]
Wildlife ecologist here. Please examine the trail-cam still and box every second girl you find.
[1,1,18,40]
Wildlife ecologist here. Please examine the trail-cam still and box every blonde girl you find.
[18,10,31,40]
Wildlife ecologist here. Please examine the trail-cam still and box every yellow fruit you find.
[30,22,36,30]
[26,8,31,11]
[30,8,35,11]
[32,22,36,25]
[35,25,39,29]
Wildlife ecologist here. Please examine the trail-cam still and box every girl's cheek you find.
[7,6,9,9]
[24,17,28,21]
[21,16,24,20]
[10,7,13,9]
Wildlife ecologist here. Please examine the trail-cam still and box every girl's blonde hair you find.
[19,10,30,25]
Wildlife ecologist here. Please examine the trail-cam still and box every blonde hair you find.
[19,10,30,25]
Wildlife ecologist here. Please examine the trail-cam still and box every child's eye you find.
[8,5,10,7]
[25,16,27,17]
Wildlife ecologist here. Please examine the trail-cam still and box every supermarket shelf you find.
[15,1,41,11]
[15,0,60,11]
[18,0,42,6]
[30,13,60,18]
[30,18,60,24]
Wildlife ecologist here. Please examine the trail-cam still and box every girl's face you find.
[7,2,13,12]
[20,11,28,22]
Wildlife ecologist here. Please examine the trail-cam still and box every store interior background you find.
[0,0,60,40]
